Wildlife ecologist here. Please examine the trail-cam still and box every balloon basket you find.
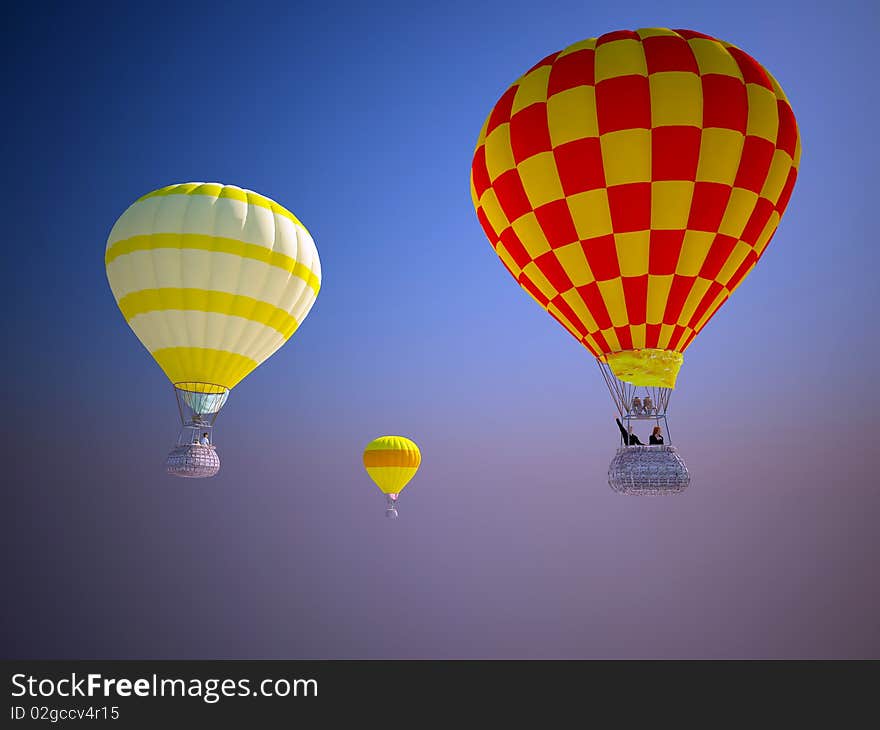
[385,493,399,519]
[166,443,220,478]
[608,445,690,495]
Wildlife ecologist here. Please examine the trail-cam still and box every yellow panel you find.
[601,327,622,352]
[657,323,675,349]
[547,85,599,145]
[511,212,551,258]
[636,27,678,39]
[484,123,516,181]
[517,151,565,209]
[521,261,558,300]
[365,466,418,494]
[478,189,510,239]
[715,240,752,285]
[614,231,650,277]
[118,288,299,338]
[649,72,702,127]
[555,242,595,287]
[793,135,803,169]
[474,115,490,149]
[139,183,306,230]
[600,129,651,185]
[675,231,715,276]
[561,289,600,331]
[595,39,648,81]
[718,187,759,239]
[687,38,742,78]
[746,84,780,142]
[558,37,598,56]
[106,233,320,294]
[646,274,674,324]
[567,189,613,239]
[753,210,781,257]
[760,149,794,202]
[512,65,551,114]
[630,323,647,348]
[152,347,258,389]
[677,277,712,325]
[651,181,694,230]
[696,128,745,185]
[597,277,628,327]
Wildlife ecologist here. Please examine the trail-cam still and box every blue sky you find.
[2,1,879,658]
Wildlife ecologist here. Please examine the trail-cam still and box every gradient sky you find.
[2,0,878,659]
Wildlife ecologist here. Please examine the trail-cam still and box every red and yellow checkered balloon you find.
[470,28,801,387]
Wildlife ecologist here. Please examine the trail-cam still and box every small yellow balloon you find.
[363,436,421,518]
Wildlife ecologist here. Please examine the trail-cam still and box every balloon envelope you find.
[470,28,801,387]
[106,183,321,390]
[363,436,421,494]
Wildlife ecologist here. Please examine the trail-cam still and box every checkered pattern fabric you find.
[470,28,801,366]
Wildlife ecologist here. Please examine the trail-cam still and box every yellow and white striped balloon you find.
[105,183,320,390]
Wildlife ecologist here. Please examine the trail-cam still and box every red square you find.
[688,280,724,328]
[535,250,574,293]
[663,275,695,324]
[509,102,552,164]
[492,168,532,223]
[649,230,685,275]
[577,282,613,330]
[740,197,774,245]
[646,323,662,347]
[615,326,633,350]
[553,137,605,195]
[687,182,732,231]
[776,100,798,159]
[728,47,774,91]
[486,86,517,136]
[581,234,620,281]
[702,74,747,132]
[775,167,797,215]
[550,294,588,336]
[592,329,611,354]
[622,275,648,325]
[534,199,579,248]
[698,234,738,280]
[734,135,775,193]
[672,28,716,41]
[652,126,701,181]
[518,272,550,306]
[607,183,651,232]
[471,145,491,199]
[498,226,531,269]
[596,75,651,134]
[598,30,640,44]
[643,35,699,74]
[548,49,595,96]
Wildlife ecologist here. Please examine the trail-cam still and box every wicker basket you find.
[165,444,220,479]
[608,445,690,495]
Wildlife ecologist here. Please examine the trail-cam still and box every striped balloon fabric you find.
[470,28,801,387]
[106,183,321,391]
[363,436,422,495]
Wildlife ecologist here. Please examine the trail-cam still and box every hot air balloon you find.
[363,436,421,517]
[469,28,800,494]
[106,183,321,478]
